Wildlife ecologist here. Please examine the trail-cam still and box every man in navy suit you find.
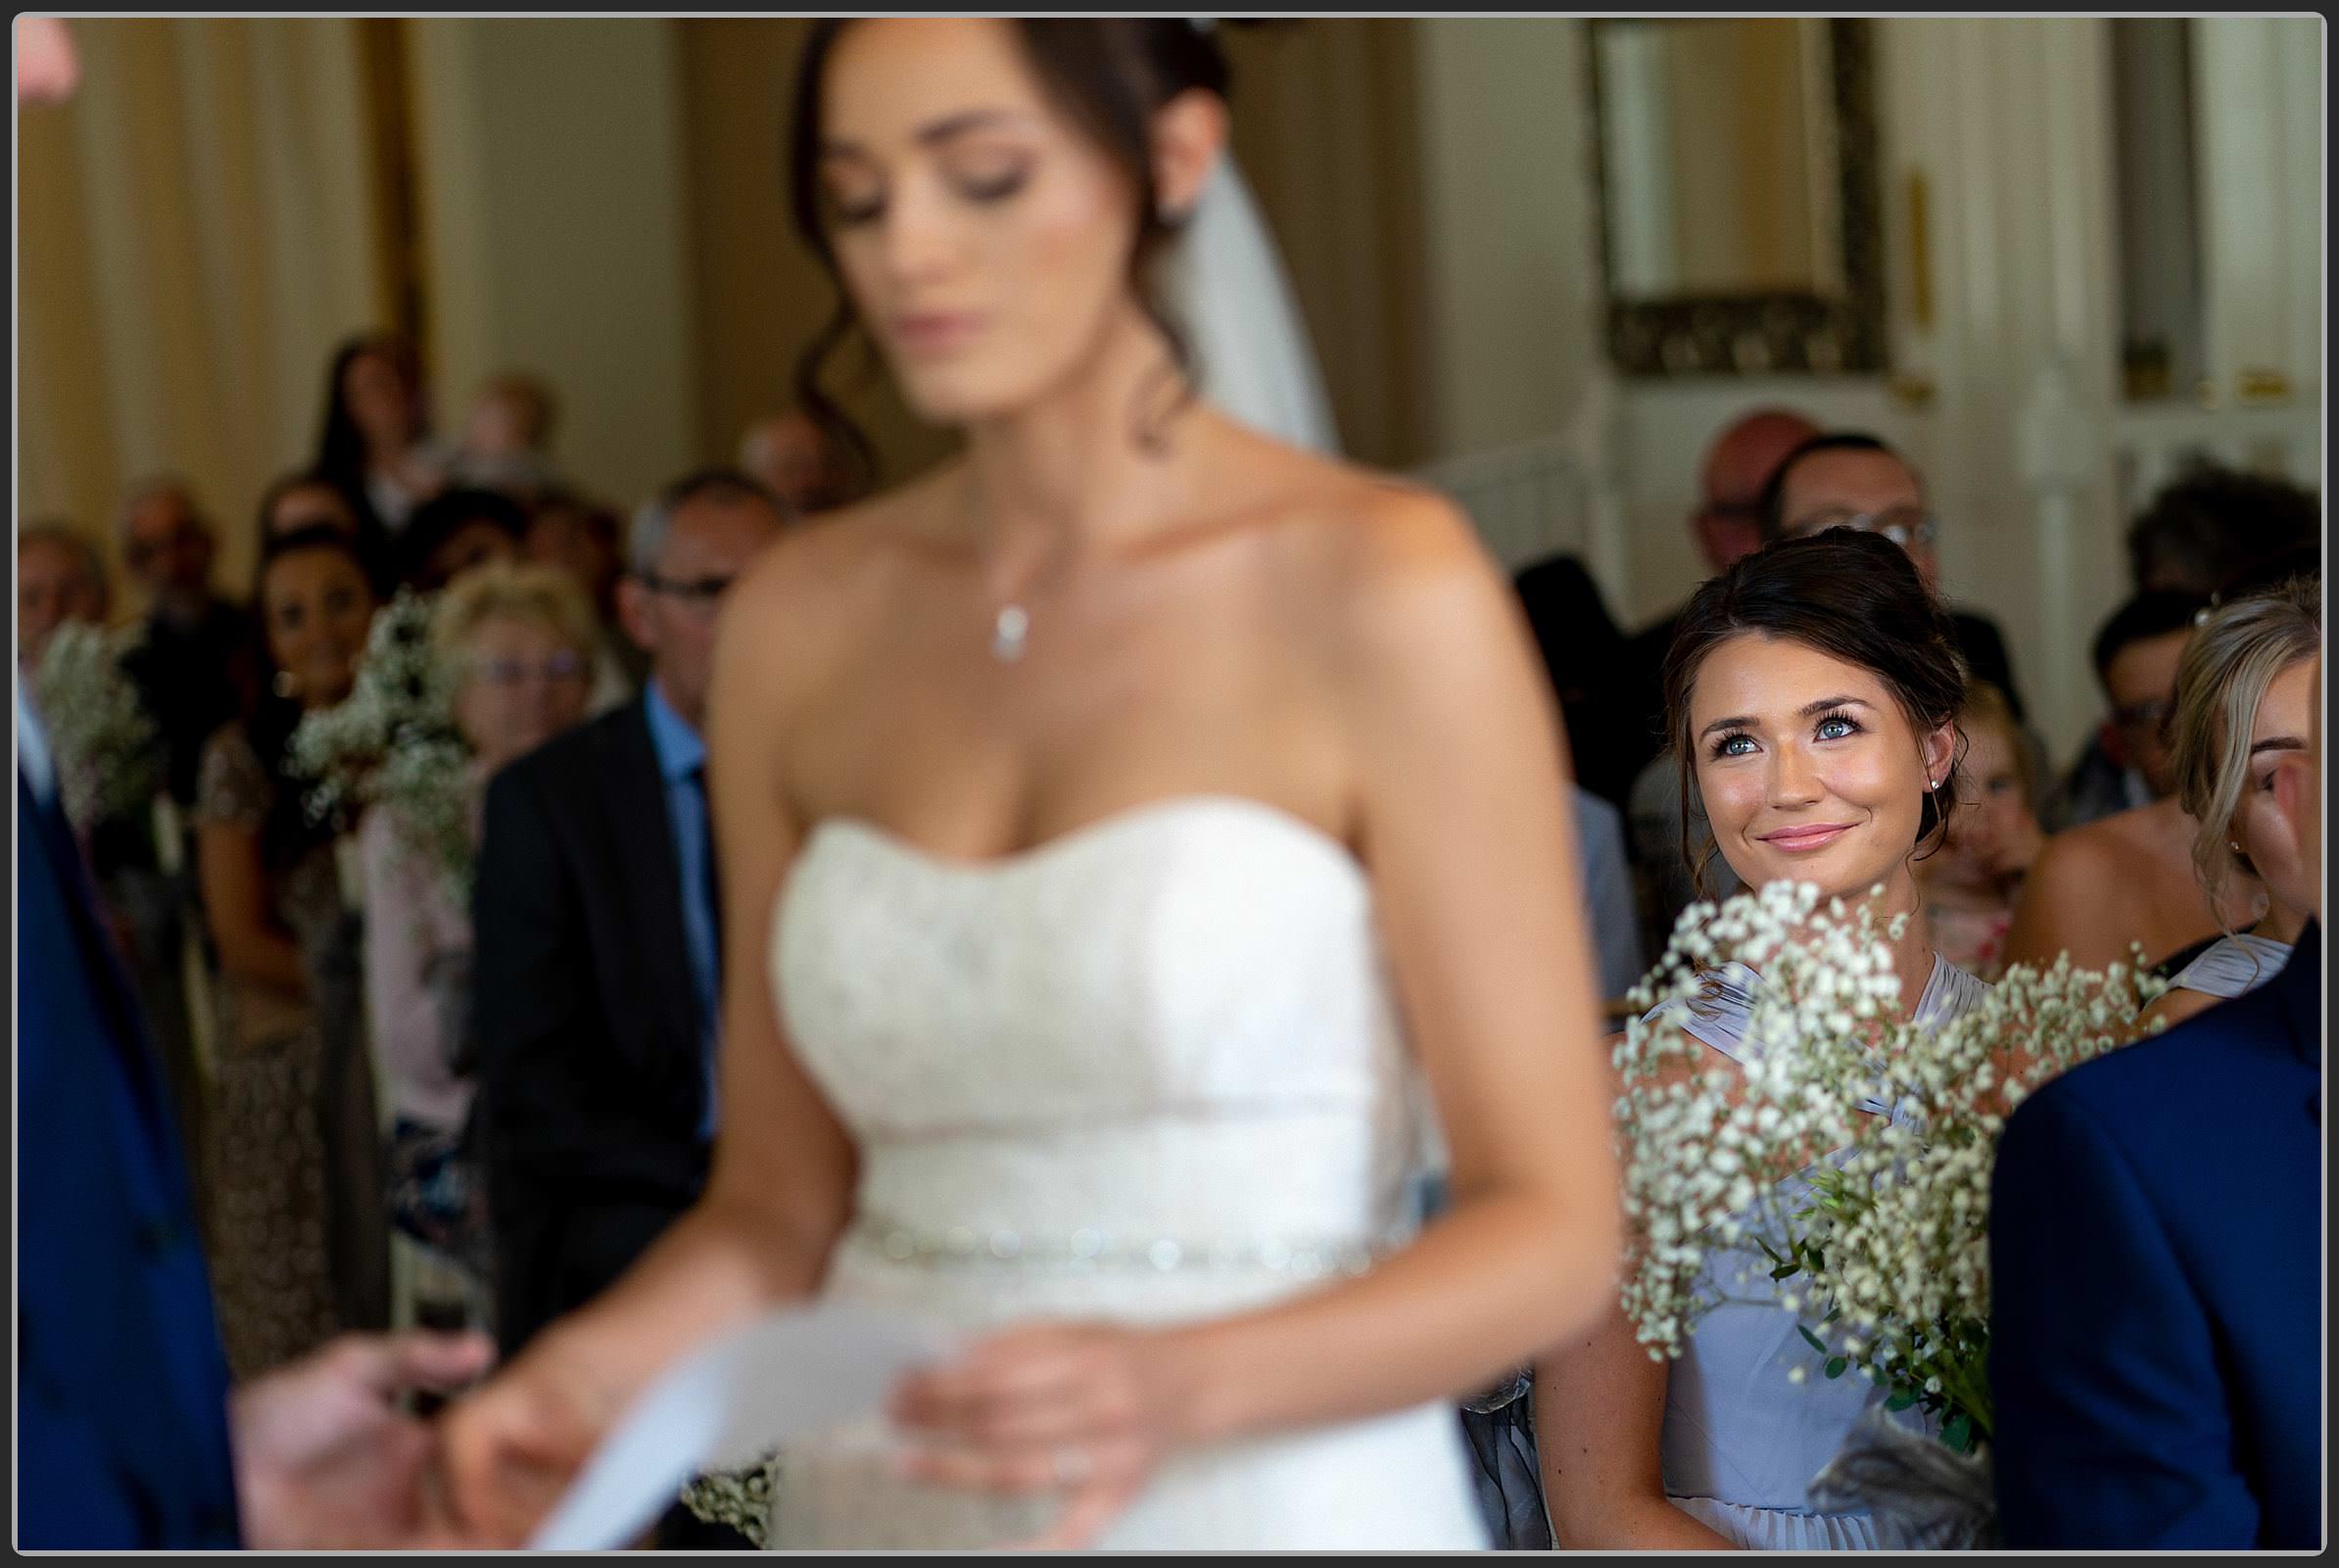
[1988,659,2322,1548]
[16,23,490,1547]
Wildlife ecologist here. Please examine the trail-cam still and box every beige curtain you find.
[18,19,390,605]
[1221,21,1432,470]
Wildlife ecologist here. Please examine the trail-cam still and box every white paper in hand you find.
[526,1303,958,1550]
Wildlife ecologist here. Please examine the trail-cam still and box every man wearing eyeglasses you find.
[1757,431,2029,725]
[467,470,787,1489]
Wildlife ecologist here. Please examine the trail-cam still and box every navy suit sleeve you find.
[1989,1082,2259,1546]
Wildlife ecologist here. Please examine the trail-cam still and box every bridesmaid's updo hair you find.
[786,19,1232,494]
[1661,528,1971,897]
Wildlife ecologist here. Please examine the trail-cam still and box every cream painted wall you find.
[405,19,701,514]
[1410,20,1601,461]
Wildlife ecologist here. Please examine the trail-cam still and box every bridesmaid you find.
[1535,530,1989,1549]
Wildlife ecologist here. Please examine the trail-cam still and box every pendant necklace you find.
[970,478,1074,666]
[991,602,1031,663]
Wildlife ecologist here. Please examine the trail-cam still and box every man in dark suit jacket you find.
[471,469,786,1356]
[1988,714,2320,1548]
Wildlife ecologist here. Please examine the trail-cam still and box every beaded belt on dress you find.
[848,1210,1380,1279]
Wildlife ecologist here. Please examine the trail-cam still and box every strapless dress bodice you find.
[758,795,1483,1548]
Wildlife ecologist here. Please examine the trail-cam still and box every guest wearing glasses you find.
[465,468,785,1545]
[359,562,599,1333]
[2046,591,2206,831]
[1757,431,2028,723]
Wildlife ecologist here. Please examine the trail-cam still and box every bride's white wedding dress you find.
[759,795,1487,1549]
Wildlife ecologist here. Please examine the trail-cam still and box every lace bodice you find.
[774,796,1429,1282]
[740,794,1483,1548]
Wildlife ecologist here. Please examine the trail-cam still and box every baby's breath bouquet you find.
[32,620,168,835]
[288,590,477,900]
[1614,879,2165,1543]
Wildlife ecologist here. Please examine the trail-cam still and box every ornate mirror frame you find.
[1586,17,1887,378]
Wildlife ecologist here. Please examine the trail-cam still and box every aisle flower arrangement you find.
[33,620,167,835]
[288,590,477,900]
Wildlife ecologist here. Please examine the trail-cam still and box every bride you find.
[442,18,1618,1549]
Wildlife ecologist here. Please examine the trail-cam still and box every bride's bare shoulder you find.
[1256,451,1511,642]
[723,467,960,641]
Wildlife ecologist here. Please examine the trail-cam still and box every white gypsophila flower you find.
[287,590,481,901]
[1611,882,2168,1449]
[33,621,167,833]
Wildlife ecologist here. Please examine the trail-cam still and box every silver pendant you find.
[991,603,1029,663]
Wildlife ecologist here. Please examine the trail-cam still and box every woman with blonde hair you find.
[360,559,598,1328]
[2141,575,2320,1029]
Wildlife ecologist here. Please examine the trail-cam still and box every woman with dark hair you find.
[1534,529,1991,1549]
[446,18,1618,1550]
[394,487,528,594]
[194,524,392,1378]
[312,332,450,542]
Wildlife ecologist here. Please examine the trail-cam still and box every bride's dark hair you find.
[785,19,1232,494]
[1661,528,1971,898]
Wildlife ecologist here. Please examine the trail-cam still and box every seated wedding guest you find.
[452,372,564,503]
[2126,462,2320,599]
[467,469,782,1547]
[1760,430,2028,722]
[1990,657,2318,1549]
[18,520,111,673]
[737,406,851,515]
[395,487,528,595]
[107,479,255,1201]
[361,562,598,1332]
[1537,530,1985,1549]
[1624,410,1821,943]
[523,490,644,712]
[258,469,364,544]
[117,478,259,806]
[1512,551,1639,809]
[1918,680,2043,980]
[1578,785,1646,1004]
[312,331,450,544]
[2138,577,2317,1030]
[2003,600,2267,975]
[195,525,391,1377]
[2044,590,2206,831]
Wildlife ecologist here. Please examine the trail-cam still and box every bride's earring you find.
[273,670,300,699]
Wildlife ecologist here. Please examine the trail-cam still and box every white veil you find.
[1162,154,1343,455]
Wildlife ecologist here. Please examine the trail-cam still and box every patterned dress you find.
[196,728,389,1378]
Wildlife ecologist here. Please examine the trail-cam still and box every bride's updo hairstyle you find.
[786,19,1232,490]
[1661,528,1971,897]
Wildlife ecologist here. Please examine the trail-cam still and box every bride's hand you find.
[886,1322,1196,1548]
[436,1333,625,1547]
